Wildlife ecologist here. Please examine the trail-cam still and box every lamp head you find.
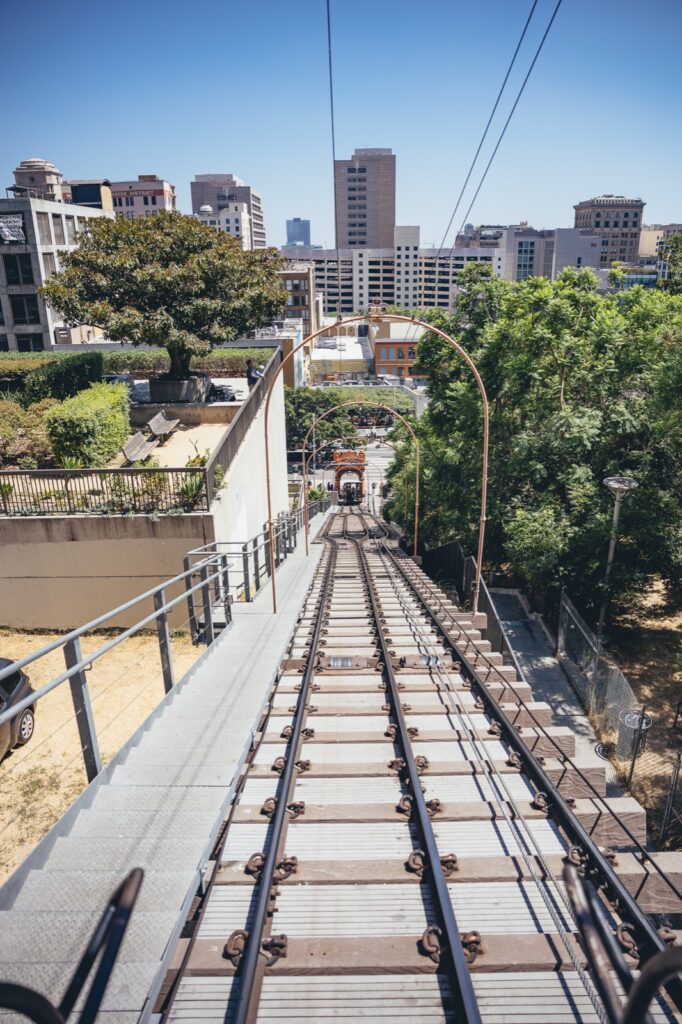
[603,475,638,499]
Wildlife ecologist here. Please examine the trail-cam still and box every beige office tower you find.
[334,148,396,249]
[573,194,645,268]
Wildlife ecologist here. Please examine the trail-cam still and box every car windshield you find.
[0,672,21,702]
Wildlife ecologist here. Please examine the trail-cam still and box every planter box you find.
[149,374,211,404]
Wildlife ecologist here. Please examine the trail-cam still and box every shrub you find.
[24,351,103,403]
[0,398,57,468]
[46,383,130,467]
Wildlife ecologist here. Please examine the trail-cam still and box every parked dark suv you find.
[0,659,35,761]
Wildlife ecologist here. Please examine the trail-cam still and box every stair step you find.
[8,870,197,914]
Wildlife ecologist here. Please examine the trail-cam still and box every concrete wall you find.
[0,514,214,629]
[130,402,241,428]
[210,373,289,545]
[0,370,289,631]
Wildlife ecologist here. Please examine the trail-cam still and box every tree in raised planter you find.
[41,212,286,400]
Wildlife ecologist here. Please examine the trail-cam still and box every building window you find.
[3,253,34,286]
[65,216,76,244]
[36,212,52,245]
[16,333,44,352]
[10,294,40,325]
[52,215,65,245]
[151,195,157,206]
[125,196,134,207]
[43,252,57,277]
[0,335,8,352]
[143,196,149,206]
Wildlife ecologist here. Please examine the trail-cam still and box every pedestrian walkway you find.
[491,590,622,797]
[0,510,331,1023]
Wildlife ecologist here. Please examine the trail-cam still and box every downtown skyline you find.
[2,0,681,247]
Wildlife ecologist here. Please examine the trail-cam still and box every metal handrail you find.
[0,550,218,689]
[0,556,226,729]
[393,543,682,904]
[383,542,682,1005]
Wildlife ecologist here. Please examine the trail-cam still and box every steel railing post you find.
[263,523,272,577]
[659,751,681,846]
[183,556,200,644]
[253,537,261,591]
[153,588,175,694]
[64,637,102,783]
[242,544,252,602]
[220,554,232,623]
[627,704,647,789]
[200,564,215,644]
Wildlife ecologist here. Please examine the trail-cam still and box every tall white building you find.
[110,175,176,219]
[281,226,499,316]
[0,195,112,351]
[194,203,252,249]
[281,224,600,317]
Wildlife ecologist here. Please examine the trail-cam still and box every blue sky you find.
[2,0,681,247]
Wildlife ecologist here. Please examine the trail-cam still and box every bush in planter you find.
[24,351,103,403]
[46,383,129,467]
[0,398,57,468]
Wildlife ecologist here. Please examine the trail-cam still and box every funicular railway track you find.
[162,509,681,1024]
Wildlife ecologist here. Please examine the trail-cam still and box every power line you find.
[447,0,564,256]
[434,0,540,258]
[326,0,342,316]
[403,0,550,356]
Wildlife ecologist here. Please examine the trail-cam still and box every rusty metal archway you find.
[300,400,420,563]
[263,311,489,613]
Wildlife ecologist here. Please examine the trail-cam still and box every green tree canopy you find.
[386,266,682,612]
[661,234,682,295]
[41,212,286,378]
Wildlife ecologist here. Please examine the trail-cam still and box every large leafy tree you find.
[284,388,358,454]
[41,212,286,378]
[386,266,682,612]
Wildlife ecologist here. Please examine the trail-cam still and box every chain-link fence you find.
[557,591,680,847]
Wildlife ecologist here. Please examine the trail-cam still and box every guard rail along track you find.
[158,509,682,1024]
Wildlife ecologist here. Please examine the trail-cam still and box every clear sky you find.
[2,0,681,248]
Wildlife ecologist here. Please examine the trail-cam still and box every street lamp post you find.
[596,475,638,643]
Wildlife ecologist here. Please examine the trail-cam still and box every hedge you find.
[24,351,104,403]
[0,353,57,387]
[100,347,273,377]
[0,347,273,386]
[46,383,130,467]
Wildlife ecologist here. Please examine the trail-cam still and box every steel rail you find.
[364,524,608,1023]
[385,546,682,904]
[377,535,682,1012]
[346,519,483,1024]
[230,542,337,1024]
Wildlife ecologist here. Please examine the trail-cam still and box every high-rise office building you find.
[286,218,311,247]
[191,174,266,248]
[333,148,396,249]
[573,194,645,267]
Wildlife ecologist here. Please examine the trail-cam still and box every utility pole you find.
[596,476,638,643]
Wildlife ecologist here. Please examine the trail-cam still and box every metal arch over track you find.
[160,509,682,1024]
